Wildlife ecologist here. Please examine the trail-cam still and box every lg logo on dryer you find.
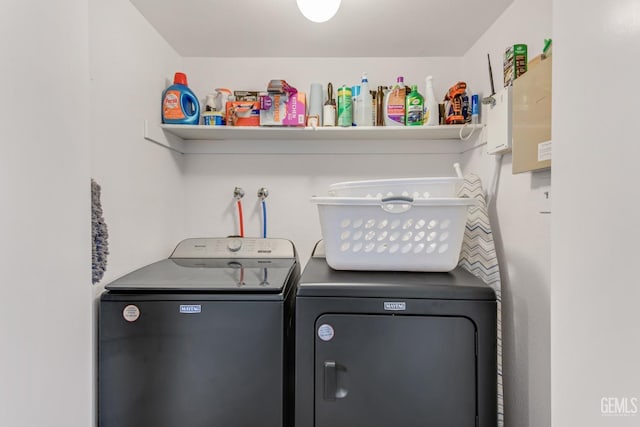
[384,302,406,311]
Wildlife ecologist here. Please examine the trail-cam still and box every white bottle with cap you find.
[424,76,439,126]
[355,73,374,126]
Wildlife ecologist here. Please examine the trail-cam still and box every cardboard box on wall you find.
[527,54,542,70]
[259,92,306,127]
[512,55,552,174]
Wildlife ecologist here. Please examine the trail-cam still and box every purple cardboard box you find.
[260,92,306,126]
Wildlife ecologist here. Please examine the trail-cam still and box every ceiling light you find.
[296,0,341,23]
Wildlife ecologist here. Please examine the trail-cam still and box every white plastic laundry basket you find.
[312,196,476,272]
[328,163,464,199]
[328,176,462,199]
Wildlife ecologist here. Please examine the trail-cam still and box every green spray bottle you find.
[405,84,424,126]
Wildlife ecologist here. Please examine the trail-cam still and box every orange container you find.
[225,101,260,126]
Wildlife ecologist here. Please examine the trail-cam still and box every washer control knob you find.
[227,238,242,252]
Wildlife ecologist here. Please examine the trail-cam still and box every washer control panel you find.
[227,238,243,252]
[170,237,295,259]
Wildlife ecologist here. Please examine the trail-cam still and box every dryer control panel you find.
[170,237,295,259]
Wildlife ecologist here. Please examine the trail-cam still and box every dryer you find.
[98,237,299,427]
[295,244,497,427]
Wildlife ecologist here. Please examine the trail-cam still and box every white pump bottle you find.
[424,76,439,126]
[355,73,374,126]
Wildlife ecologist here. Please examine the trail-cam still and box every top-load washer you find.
[295,242,497,427]
[98,237,300,427]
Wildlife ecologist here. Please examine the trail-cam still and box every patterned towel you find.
[92,179,109,284]
[457,174,504,427]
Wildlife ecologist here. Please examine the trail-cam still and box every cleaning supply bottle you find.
[384,76,407,126]
[323,82,337,126]
[405,84,424,126]
[355,73,374,126]
[214,88,232,112]
[471,94,479,124]
[337,85,352,127]
[370,90,377,125]
[205,94,216,112]
[351,85,360,126]
[376,86,386,126]
[423,76,439,126]
[162,72,200,125]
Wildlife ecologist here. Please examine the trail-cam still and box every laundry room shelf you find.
[143,121,484,154]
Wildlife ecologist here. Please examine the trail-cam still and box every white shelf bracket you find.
[461,124,489,154]
[143,120,186,154]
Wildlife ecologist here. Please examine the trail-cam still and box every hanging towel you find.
[457,174,504,427]
[91,179,109,284]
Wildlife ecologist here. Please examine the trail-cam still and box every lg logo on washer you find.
[384,302,406,311]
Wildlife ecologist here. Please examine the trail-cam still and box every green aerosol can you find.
[337,85,353,127]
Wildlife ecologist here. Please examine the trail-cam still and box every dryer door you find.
[314,314,476,427]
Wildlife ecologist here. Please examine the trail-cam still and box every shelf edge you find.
[143,121,483,154]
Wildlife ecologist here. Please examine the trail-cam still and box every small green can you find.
[337,85,353,127]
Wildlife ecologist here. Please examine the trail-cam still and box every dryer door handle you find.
[323,360,337,401]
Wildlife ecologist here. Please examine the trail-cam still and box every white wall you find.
[552,0,640,425]
[89,0,185,286]
[0,1,92,426]
[181,57,465,264]
[182,152,461,265]
[88,0,185,424]
[461,0,552,426]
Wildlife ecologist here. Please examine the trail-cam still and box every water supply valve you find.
[257,187,269,200]
[233,187,245,200]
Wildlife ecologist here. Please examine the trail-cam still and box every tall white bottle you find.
[355,73,374,126]
[424,75,439,126]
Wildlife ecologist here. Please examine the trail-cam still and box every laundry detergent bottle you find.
[162,72,200,125]
[384,76,407,126]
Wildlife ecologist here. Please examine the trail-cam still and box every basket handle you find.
[380,196,414,213]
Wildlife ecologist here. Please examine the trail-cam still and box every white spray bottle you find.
[355,73,374,126]
[423,76,439,126]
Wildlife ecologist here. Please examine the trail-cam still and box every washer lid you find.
[106,258,296,292]
[297,256,495,300]
[106,238,297,292]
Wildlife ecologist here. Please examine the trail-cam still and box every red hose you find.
[237,200,244,237]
